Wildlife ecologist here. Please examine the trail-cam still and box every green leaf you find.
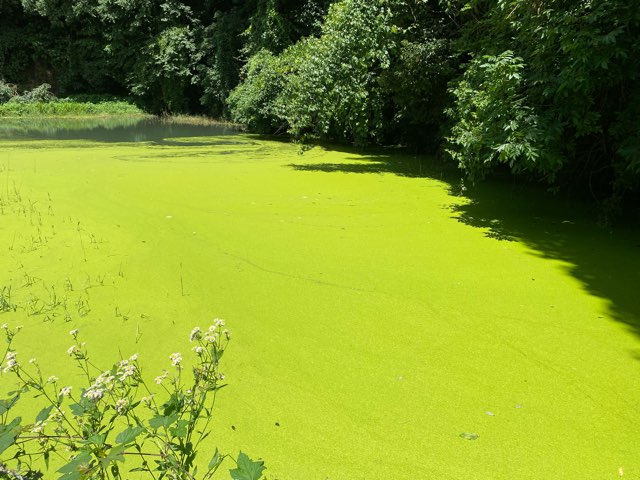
[213,348,224,361]
[69,403,85,416]
[99,444,126,467]
[57,451,92,477]
[86,433,106,447]
[149,413,178,430]
[169,419,188,438]
[229,451,266,480]
[0,417,21,455]
[116,425,144,444]
[208,448,222,470]
[0,396,19,415]
[0,431,17,455]
[36,405,54,423]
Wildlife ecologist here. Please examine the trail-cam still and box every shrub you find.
[0,322,266,480]
[17,84,57,103]
[0,81,16,104]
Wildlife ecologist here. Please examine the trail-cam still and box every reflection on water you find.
[0,117,239,143]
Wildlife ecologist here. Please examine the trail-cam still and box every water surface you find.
[1,118,639,480]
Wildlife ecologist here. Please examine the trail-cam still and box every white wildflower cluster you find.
[31,421,46,435]
[28,358,37,364]
[94,370,116,390]
[67,342,86,359]
[189,327,201,342]
[155,371,168,384]
[204,330,218,344]
[69,329,79,338]
[192,345,204,355]
[3,351,17,373]
[1,324,7,330]
[59,386,72,397]
[117,361,137,382]
[115,398,129,415]
[170,352,182,367]
[188,319,232,386]
[50,409,65,423]
[47,375,59,384]
[213,318,225,328]
[82,369,120,401]
[84,387,104,401]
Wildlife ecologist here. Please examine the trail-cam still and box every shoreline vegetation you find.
[0,103,245,129]
[0,99,146,118]
[0,97,244,130]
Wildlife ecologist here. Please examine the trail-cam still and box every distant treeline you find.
[2,0,639,213]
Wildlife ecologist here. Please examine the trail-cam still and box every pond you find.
[1,117,639,480]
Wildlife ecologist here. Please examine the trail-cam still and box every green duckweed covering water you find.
[0,118,639,479]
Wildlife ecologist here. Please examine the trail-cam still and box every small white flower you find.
[129,353,138,362]
[118,359,129,368]
[141,395,153,405]
[189,327,201,342]
[69,329,79,337]
[51,410,65,422]
[95,372,116,388]
[222,329,231,340]
[84,387,104,401]
[214,318,225,328]
[67,345,77,356]
[118,364,136,381]
[115,398,129,415]
[3,351,17,373]
[204,332,218,344]
[59,386,72,397]
[32,421,46,434]
[0,324,7,330]
[47,375,59,384]
[218,373,225,380]
[3,360,17,373]
[28,358,37,364]
[192,346,204,355]
[170,352,182,367]
[155,372,168,384]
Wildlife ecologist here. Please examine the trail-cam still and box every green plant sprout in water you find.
[0,322,266,480]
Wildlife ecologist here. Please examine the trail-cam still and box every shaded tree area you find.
[1,0,639,216]
[0,0,331,115]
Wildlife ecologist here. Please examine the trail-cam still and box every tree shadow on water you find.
[452,180,640,340]
[288,144,459,180]
[289,151,640,341]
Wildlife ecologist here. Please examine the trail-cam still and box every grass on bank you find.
[158,113,244,128]
[0,99,146,117]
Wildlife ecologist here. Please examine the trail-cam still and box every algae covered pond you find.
[1,117,639,479]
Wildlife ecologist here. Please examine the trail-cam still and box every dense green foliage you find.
[445,0,640,209]
[1,0,639,210]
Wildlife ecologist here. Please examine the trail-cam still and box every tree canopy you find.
[2,0,639,215]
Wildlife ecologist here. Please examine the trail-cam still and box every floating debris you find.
[459,432,479,441]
